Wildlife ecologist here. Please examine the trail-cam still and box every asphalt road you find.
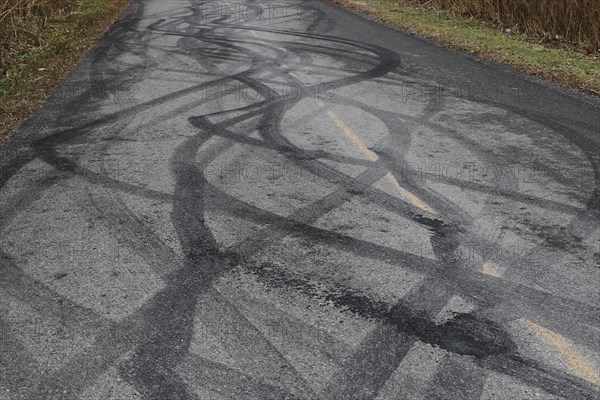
[1,0,599,399]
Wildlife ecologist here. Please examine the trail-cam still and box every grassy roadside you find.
[330,0,600,95]
[0,0,130,143]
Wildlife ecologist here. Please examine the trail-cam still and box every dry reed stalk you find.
[408,0,599,51]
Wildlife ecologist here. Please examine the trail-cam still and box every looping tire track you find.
[0,0,599,399]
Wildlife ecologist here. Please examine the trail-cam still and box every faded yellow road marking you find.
[385,172,438,216]
[481,261,503,278]
[522,319,600,386]
[315,100,437,216]
[317,101,377,162]
[249,30,259,38]
[281,64,300,79]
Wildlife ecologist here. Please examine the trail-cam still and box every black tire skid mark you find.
[185,17,435,227]
[109,8,320,398]
[1,1,596,398]
[0,2,227,393]
[319,277,454,400]
[185,16,596,396]
[219,175,600,350]
[113,127,318,397]
[323,110,484,397]
[356,89,519,400]
[480,97,600,214]
[146,13,380,396]
[184,11,600,396]
[408,98,600,333]
[216,96,442,229]
[247,62,479,397]
[321,94,475,225]
[196,71,442,398]
[22,49,596,400]
[358,67,600,302]
[241,258,599,399]
[445,93,600,290]
[181,11,468,398]
[209,154,600,330]
[370,94,599,296]
[192,24,496,397]
[188,116,425,224]
[208,182,599,327]
[116,130,220,400]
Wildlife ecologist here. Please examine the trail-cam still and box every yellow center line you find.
[280,65,299,79]
[481,261,503,278]
[522,319,600,386]
[315,100,438,216]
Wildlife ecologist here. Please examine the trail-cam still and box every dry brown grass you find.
[1,0,78,72]
[406,0,599,52]
[0,0,129,143]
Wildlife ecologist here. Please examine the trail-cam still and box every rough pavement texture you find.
[0,0,599,399]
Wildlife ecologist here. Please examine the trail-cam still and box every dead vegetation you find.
[0,0,129,143]
[1,0,79,74]
[407,0,599,53]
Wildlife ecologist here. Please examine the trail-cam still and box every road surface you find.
[1,0,599,399]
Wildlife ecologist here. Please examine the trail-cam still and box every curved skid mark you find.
[0,0,598,399]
